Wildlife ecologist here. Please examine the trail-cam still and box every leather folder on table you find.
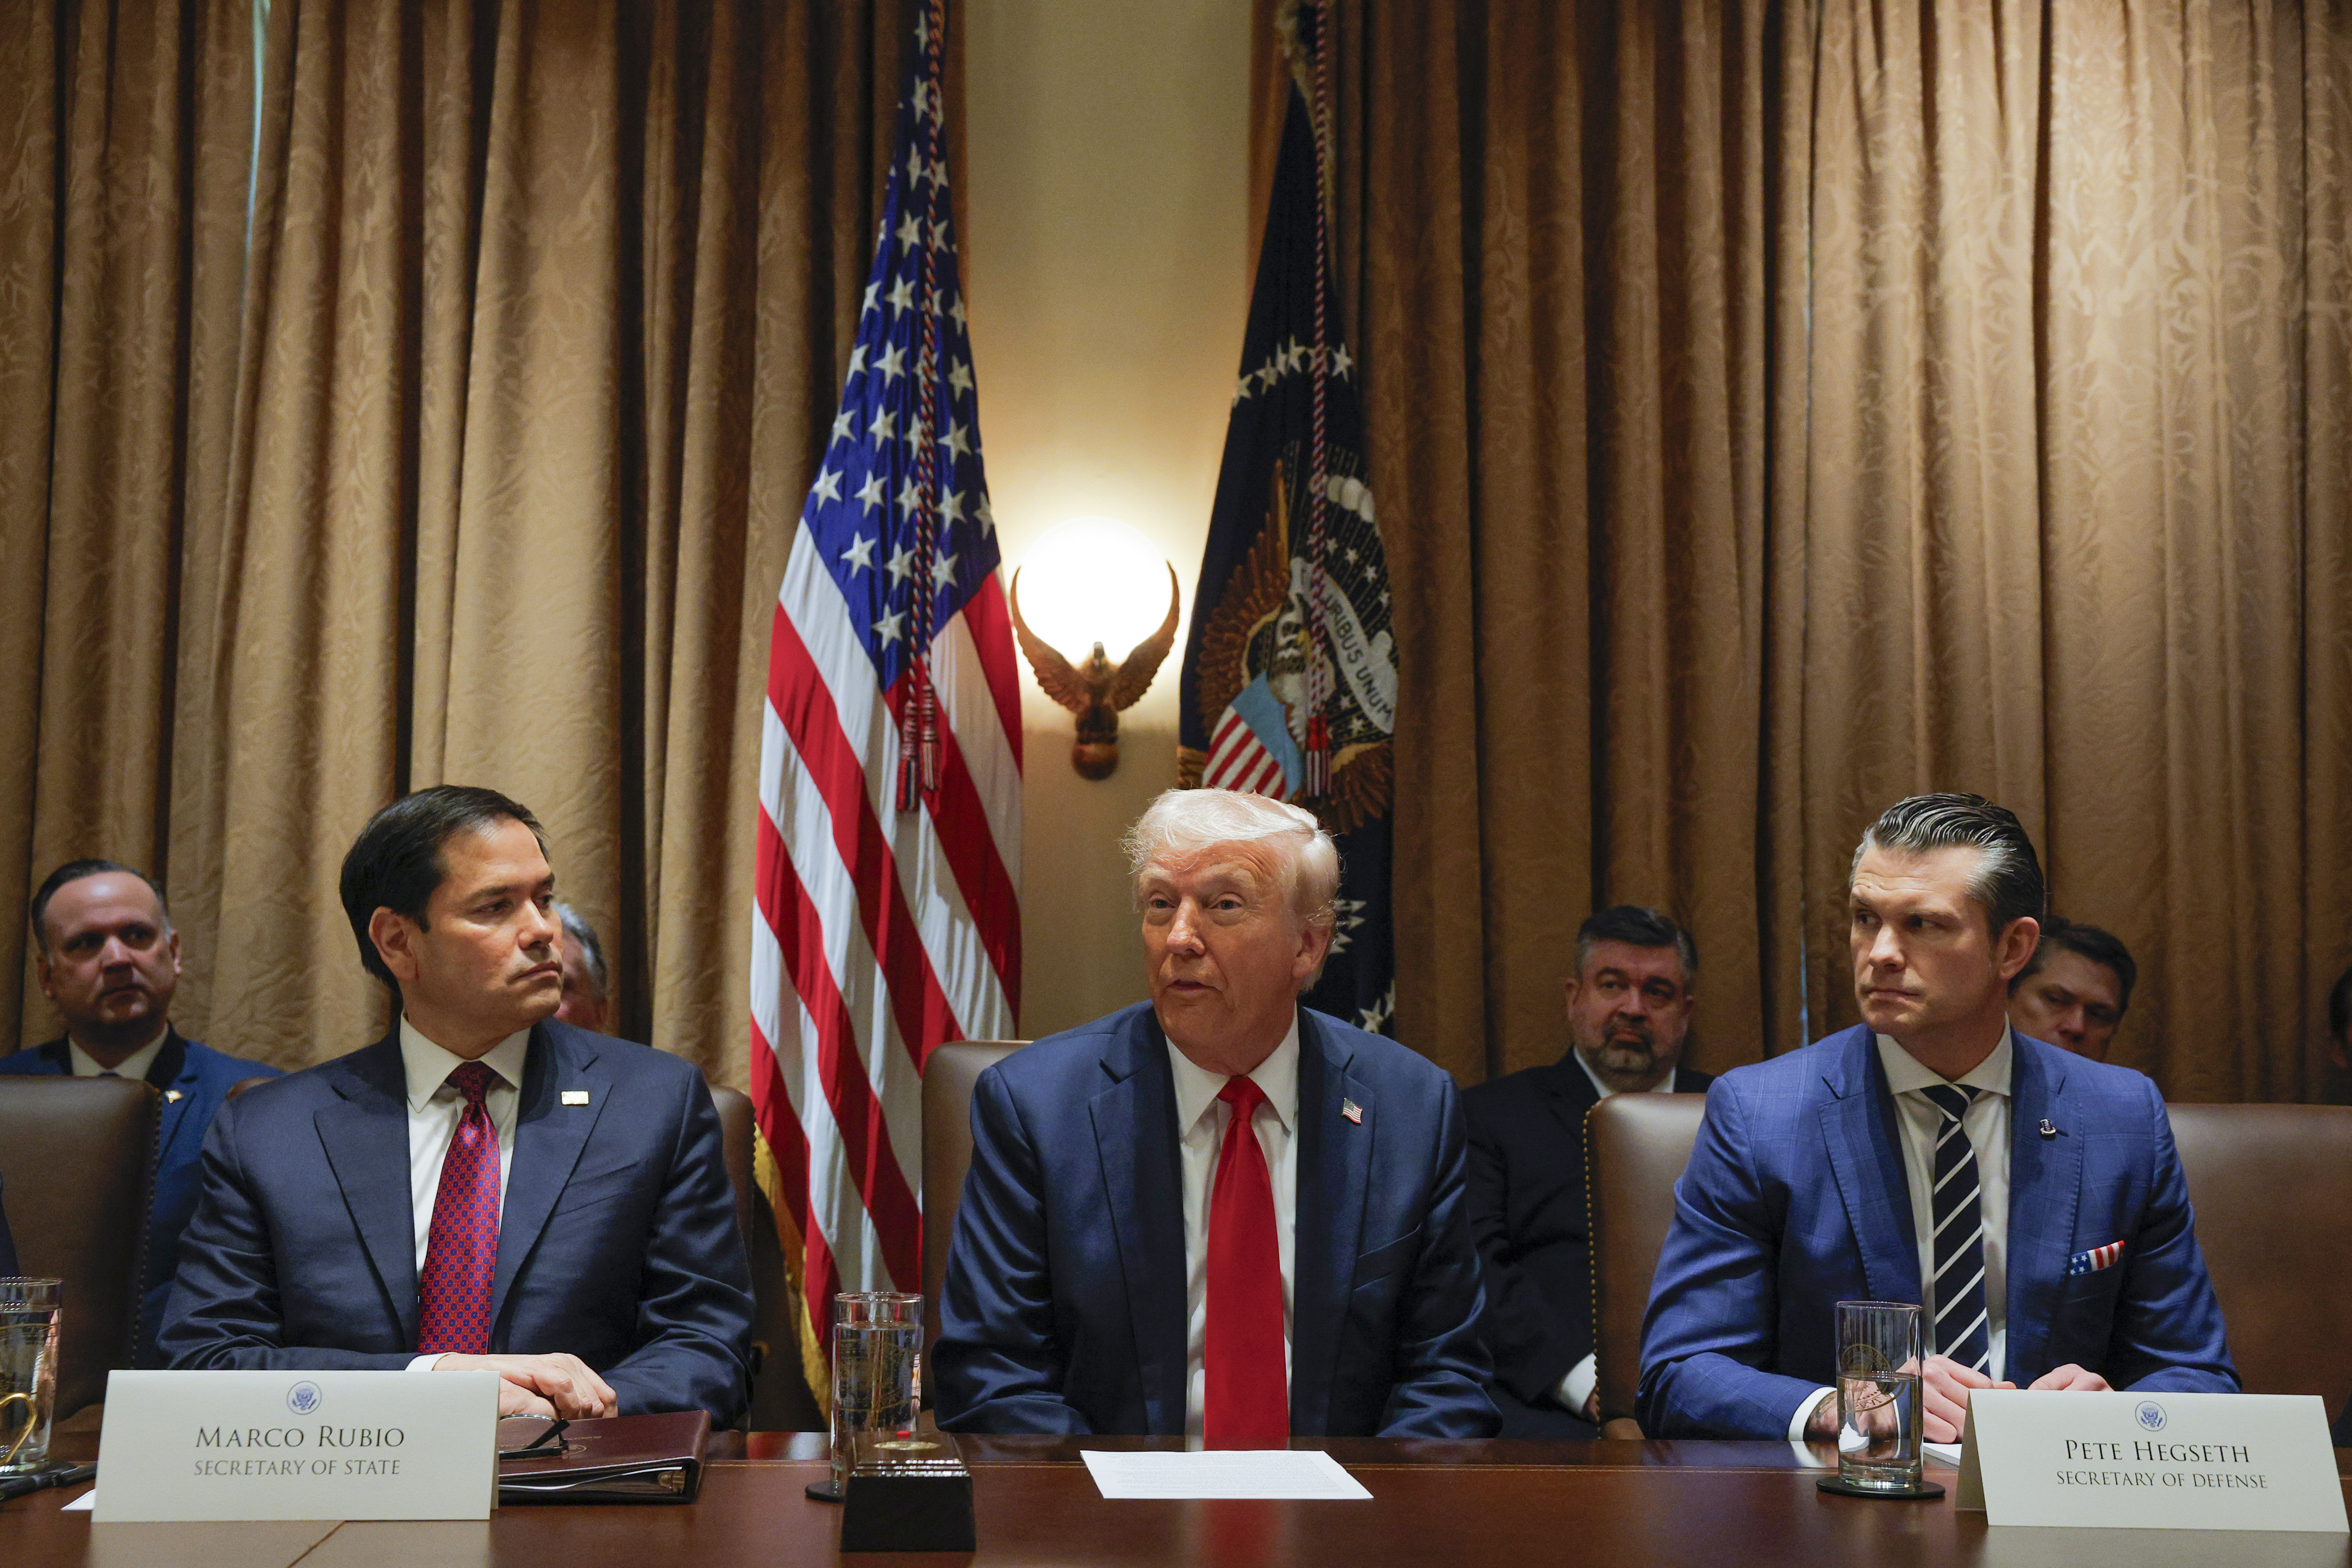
[496,1410,711,1503]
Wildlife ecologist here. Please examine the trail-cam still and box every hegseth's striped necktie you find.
[1919,1083,1992,1373]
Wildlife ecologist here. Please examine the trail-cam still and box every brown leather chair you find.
[1587,1092,1710,1437]
[0,1077,159,1420]
[920,1040,1025,1362]
[2167,1103,2352,1420]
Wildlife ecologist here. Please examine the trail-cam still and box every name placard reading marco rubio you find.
[1956,1389,2348,1532]
[94,1370,499,1521]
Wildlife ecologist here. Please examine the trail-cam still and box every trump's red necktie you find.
[1204,1076,1287,1445]
[417,1060,502,1355]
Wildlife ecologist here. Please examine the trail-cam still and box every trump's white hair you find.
[1122,788,1339,932]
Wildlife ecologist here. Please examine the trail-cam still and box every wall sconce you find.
[1007,517,1182,780]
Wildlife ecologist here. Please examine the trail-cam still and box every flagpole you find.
[901,0,951,811]
[1303,0,1335,802]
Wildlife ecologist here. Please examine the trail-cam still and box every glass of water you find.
[1834,1299,1924,1492]
[828,1291,922,1499]
[0,1279,62,1475]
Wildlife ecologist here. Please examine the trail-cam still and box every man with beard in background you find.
[1463,907,1715,1435]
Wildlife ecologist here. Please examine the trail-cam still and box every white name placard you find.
[93,1370,499,1521]
[1955,1389,2348,1532]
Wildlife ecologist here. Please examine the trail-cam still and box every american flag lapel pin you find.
[1341,1098,1362,1125]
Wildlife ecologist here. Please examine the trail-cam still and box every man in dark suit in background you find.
[552,901,613,1034]
[2007,916,2135,1062]
[935,788,1497,1439]
[1463,906,1715,1436]
[0,860,281,1365]
[161,786,753,1422]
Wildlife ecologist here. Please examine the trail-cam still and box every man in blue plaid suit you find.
[1638,794,2235,1441]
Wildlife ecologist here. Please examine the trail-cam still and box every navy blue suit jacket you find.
[1463,1057,1712,1426]
[934,1003,1498,1438]
[1638,1025,2237,1438]
[0,1031,281,1366]
[158,1019,754,1422]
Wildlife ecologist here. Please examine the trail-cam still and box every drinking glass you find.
[828,1291,922,1499]
[0,1279,62,1475]
[1834,1299,1925,1492]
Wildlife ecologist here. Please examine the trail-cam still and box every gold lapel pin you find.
[562,1090,591,1106]
[164,1090,185,1103]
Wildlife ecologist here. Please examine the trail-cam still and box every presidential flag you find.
[1176,43,1395,1034]
[749,4,1022,1406]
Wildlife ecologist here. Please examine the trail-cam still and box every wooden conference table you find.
[9,1430,2352,1568]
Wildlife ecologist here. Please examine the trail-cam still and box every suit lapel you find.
[314,1033,421,1344]
[2003,1040,2079,1382]
[1540,1057,1602,1150]
[1090,1011,1188,1435]
[1291,1009,1370,1436]
[489,1024,609,1337]
[152,1032,197,1167]
[1817,1028,1922,1305]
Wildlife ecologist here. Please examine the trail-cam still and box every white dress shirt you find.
[1553,1051,1675,1419]
[1169,1017,1300,1439]
[1788,1027,2015,1438]
[67,1026,168,1081]
[400,1017,529,1372]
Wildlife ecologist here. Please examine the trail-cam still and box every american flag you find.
[749,4,1021,1404]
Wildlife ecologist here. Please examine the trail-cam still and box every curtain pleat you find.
[1308,0,2352,1097]
[7,0,920,1078]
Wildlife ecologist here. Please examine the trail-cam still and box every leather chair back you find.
[2167,1103,2352,1414]
[921,1041,1025,1358]
[0,1078,159,1419]
[709,1084,755,1247]
[1587,1093,1710,1432]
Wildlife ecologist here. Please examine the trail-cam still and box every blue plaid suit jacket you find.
[1637,1025,2236,1438]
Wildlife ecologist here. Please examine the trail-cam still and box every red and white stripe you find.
[751,529,1022,1356]
[1204,704,1286,796]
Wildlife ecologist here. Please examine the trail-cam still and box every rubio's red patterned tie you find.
[417,1060,502,1355]
[1204,1076,1287,1445]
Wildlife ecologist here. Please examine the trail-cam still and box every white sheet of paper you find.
[61,1490,96,1511]
[1080,1448,1372,1500]
[1924,1441,1965,1467]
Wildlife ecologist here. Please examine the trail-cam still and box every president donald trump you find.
[934,789,1497,1439]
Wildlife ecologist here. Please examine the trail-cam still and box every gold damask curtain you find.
[3,0,930,1077]
[1275,0,2352,1101]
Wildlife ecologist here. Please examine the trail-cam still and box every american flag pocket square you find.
[2067,1241,2126,1277]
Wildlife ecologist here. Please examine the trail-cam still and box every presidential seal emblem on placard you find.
[2134,1400,2167,1432]
[287,1381,323,1416]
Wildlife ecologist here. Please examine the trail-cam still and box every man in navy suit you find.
[1640,794,2235,1441]
[1465,906,1714,1436]
[934,789,1496,1439]
[0,860,282,1366]
[161,786,753,1422]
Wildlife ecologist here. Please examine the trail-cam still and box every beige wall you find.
[963,0,1250,1040]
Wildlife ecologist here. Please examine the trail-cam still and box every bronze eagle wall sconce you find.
[1008,563,1182,779]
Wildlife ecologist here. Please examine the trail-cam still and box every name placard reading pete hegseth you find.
[93,1370,498,1521]
[1955,1390,2347,1532]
